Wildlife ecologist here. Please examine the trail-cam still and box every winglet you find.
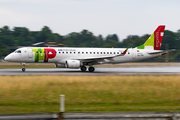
[122,47,129,55]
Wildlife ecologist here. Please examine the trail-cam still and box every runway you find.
[0,66,180,75]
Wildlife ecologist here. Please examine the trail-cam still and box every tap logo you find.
[32,48,56,62]
[154,25,165,50]
[155,31,159,48]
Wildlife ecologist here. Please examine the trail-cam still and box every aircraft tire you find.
[81,66,87,72]
[22,68,26,72]
[88,67,95,72]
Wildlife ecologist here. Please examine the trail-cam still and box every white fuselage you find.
[4,47,161,65]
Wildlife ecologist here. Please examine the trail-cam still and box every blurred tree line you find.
[0,26,179,62]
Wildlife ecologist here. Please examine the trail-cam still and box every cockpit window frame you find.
[14,50,21,53]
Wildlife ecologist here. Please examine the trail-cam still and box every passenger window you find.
[86,52,88,54]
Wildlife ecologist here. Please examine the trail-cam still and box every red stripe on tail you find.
[154,25,165,50]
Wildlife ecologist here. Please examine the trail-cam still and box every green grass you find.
[0,75,180,113]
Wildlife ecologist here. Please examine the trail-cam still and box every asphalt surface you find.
[0,66,180,75]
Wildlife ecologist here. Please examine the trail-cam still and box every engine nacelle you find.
[65,60,81,68]
[54,63,66,68]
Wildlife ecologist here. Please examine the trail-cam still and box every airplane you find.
[4,25,170,72]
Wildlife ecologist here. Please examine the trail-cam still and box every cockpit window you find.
[14,50,21,53]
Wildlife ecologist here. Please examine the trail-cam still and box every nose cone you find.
[4,54,12,61]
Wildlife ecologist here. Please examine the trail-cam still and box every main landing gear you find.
[88,66,95,72]
[80,66,95,72]
[22,63,26,72]
[80,66,87,72]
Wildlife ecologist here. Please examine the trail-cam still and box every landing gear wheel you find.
[22,63,26,72]
[88,67,95,72]
[81,66,87,72]
[22,68,26,72]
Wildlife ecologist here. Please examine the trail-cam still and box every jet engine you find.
[65,60,81,68]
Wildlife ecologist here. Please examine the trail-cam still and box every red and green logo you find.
[32,48,56,62]
[137,25,165,50]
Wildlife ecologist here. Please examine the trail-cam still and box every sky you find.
[0,0,180,41]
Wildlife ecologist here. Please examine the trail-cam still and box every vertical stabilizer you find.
[137,25,165,50]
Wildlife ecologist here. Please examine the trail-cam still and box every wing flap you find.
[78,48,129,61]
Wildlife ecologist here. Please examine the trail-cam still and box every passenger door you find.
[28,48,33,58]
[26,48,34,62]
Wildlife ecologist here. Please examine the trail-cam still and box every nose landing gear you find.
[22,63,26,72]
[22,68,26,72]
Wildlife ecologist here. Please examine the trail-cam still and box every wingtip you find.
[122,47,129,55]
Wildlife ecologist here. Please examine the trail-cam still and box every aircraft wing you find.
[77,48,128,61]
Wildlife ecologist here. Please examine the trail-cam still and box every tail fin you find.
[137,25,165,50]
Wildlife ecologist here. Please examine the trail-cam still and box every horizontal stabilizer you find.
[148,49,176,54]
